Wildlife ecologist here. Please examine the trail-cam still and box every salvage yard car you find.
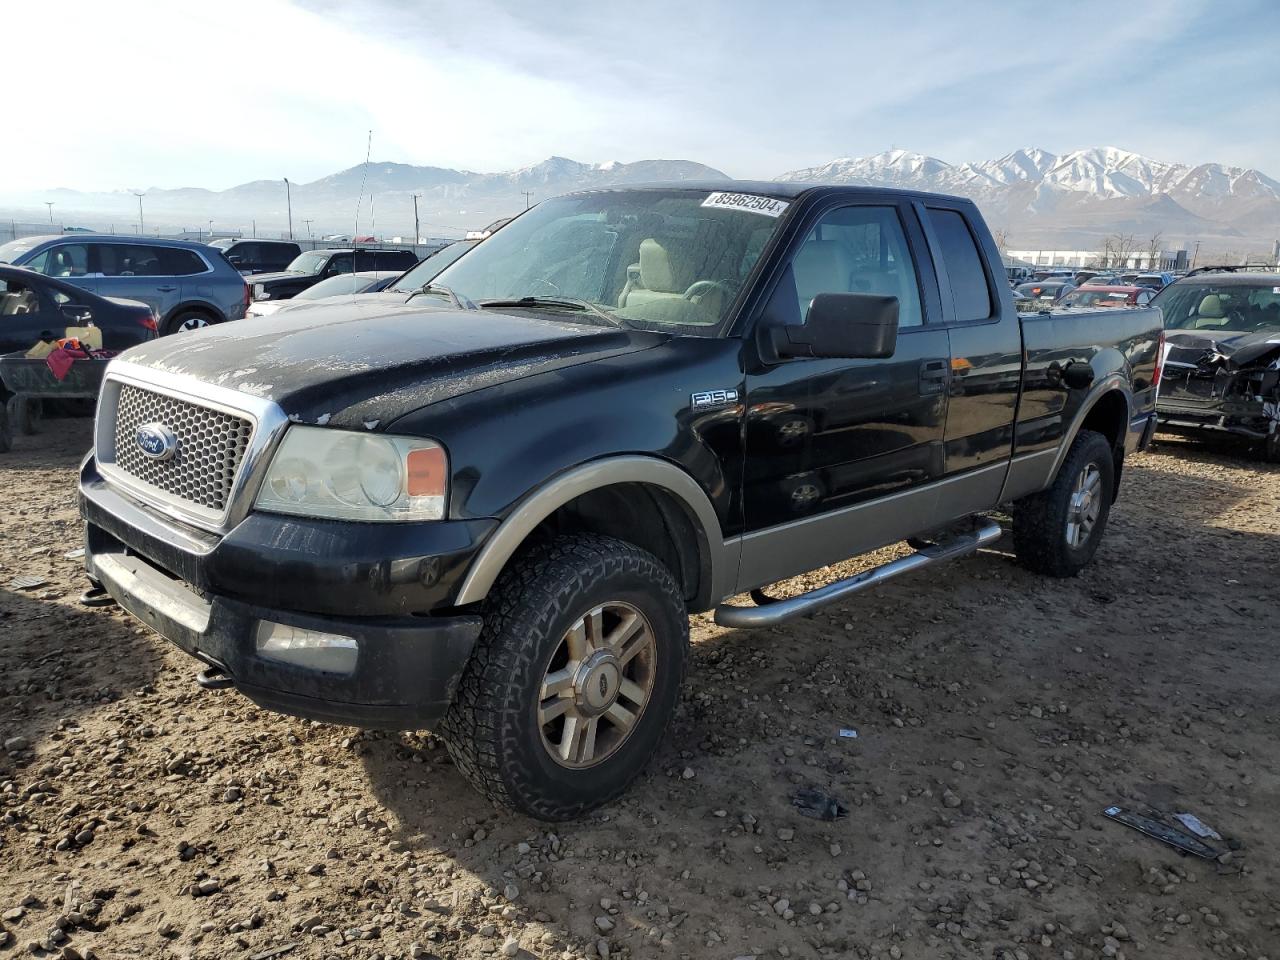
[78,183,1163,819]
[0,234,249,334]
[250,247,418,302]
[1153,267,1280,461]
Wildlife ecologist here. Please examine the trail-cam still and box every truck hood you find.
[116,299,662,427]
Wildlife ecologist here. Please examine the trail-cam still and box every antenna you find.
[353,129,372,238]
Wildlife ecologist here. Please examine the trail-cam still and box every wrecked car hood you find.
[116,299,663,427]
[1165,329,1280,370]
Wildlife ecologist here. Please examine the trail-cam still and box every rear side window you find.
[926,208,992,322]
[97,244,166,277]
[39,244,90,278]
[159,247,208,275]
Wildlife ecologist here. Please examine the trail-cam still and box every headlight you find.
[255,426,448,521]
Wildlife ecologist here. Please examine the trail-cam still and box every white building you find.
[1006,248,1189,270]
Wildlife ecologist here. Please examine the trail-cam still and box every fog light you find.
[255,622,357,674]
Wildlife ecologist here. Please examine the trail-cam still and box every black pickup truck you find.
[79,183,1163,819]
[250,247,418,301]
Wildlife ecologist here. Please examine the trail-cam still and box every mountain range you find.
[5,148,1278,253]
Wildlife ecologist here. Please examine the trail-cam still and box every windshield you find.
[430,189,789,331]
[208,238,234,250]
[391,241,478,292]
[0,239,39,264]
[285,251,330,274]
[1062,288,1133,307]
[296,273,378,300]
[1154,280,1280,334]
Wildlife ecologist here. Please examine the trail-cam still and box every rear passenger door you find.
[738,200,952,590]
[917,203,1023,478]
[93,244,181,317]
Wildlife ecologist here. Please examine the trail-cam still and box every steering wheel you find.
[682,279,735,302]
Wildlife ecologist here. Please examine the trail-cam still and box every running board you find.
[713,518,1003,629]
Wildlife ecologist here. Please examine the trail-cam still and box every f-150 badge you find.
[690,389,739,409]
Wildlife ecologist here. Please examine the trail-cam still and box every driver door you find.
[737,200,951,591]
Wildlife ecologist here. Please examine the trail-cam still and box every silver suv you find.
[0,235,249,335]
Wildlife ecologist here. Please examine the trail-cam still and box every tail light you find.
[1151,330,1166,390]
[138,312,159,333]
[242,281,252,315]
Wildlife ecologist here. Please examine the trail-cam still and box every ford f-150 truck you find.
[79,183,1164,820]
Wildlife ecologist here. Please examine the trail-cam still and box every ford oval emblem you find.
[136,422,178,461]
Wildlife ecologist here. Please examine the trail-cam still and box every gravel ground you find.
[1,419,1277,960]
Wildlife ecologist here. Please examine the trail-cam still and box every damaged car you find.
[1154,268,1280,461]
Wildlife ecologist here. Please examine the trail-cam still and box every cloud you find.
[5,0,1279,196]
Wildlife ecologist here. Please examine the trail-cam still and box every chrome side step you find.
[713,518,1003,629]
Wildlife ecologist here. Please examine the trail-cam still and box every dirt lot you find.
[1,420,1277,960]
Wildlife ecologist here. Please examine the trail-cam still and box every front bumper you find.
[80,456,490,729]
[1156,396,1275,441]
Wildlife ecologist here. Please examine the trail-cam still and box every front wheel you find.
[441,534,689,820]
[1012,429,1115,577]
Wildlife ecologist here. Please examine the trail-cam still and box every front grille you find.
[111,384,254,513]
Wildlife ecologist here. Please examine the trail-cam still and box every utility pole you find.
[412,194,421,244]
[283,178,293,240]
[208,220,214,239]
[44,202,55,225]
[1191,240,1201,269]
[252,219,256,238]
[303,219,313,241]
[132,191,145,233]
[521,191,534,210]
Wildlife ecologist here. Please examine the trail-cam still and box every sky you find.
[6,0,1280,192]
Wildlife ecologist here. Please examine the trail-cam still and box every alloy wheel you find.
[537,601,656,768]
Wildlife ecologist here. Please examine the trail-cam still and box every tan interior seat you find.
[793,240,856,314]
[1193,294,1230,329]
[620,239,693,307]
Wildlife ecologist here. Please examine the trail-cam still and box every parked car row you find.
[0,234,249,334]
[0,233,488,340]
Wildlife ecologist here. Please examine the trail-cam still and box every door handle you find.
[156,285,177,292]
[919,359,948,396]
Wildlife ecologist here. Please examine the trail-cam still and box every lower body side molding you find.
[713,517,1004,629]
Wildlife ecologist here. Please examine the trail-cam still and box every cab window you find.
[788,206,924,327]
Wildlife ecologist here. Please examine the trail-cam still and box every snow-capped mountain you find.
[778,146,1280,249]
[5,147,1278,250]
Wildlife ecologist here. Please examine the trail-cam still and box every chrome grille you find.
[111,384,254,512]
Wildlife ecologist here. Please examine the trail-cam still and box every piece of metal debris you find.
[1103,806,1221,859]
[1174,812,1223,841]
[838,728,859,739]
[792,788,848,821]
[8,575,49,591]
[63,548,85,560]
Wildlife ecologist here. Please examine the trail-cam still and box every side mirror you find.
[771,293,900,360]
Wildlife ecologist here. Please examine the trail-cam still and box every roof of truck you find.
[563,180,973,204]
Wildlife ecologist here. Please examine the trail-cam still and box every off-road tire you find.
[441,534,688,820]
[1012,429,1114,577]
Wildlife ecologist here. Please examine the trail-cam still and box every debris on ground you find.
[1174,811,1224,840]
[791,787,848,821]
[1103,806,1222,859]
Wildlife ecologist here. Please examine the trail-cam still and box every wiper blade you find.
[478,296,622,327]
[405,283,477,310]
